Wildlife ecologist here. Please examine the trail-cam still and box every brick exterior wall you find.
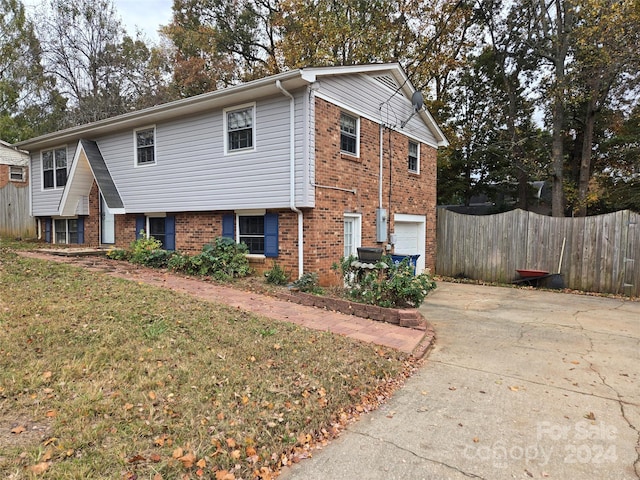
[306,98,437,285]
[35,97,437,287]
[0,165,8,188]
[0,164,29,189]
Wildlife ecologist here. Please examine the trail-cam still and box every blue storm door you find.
[101,194,115,244]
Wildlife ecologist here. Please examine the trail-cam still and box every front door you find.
[101,195,115,244]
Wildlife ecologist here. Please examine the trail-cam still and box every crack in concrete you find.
[517,317,639,342]
[574,317,640,479]
[430,360,640,407]
[349,429,488,479]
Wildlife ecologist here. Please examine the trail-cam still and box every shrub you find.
[335,254,436,308]
[126,232,175,267]
[169,237,251,280]
[106,247,130,261]
[264,262,289,285]
[291,272,323,294]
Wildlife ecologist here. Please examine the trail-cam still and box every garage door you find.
[393,214,426,273]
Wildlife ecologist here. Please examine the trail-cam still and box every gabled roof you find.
[0,139,29,166]
[16,63,447,151]
[59,139,124,216]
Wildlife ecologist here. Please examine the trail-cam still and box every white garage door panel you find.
[393,216,426,273]
[394,222,420,254]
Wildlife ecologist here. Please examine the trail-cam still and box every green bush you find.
[169,237,251,280]
[335,254,436,308]
[291,272,323,294]
[264,261,289,285]
[106,247,130,261]
[128,232,171,266]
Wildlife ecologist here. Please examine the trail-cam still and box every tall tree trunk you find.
[576,96,597,216]
[551,72,566,217]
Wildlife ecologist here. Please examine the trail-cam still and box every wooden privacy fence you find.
[0,183,35,238]
[436,208,639,297]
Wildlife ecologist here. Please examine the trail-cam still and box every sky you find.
[22,0,174,44]
[113,0,173,43]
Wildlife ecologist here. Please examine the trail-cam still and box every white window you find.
[54,218,79,244]
[238,215,265,254]
[408,141,419,173]
[225,104,255,154]
[42,147,67,189]
[340,112,359,156]
[135,126,156,166]
[10,166,25,182]
[343,213,362,258]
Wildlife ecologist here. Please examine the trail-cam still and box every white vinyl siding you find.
[316,74,439,148]
[31,144,77,216]
[92,93,310,213]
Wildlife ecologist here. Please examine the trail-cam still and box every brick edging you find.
[276,291,426,329]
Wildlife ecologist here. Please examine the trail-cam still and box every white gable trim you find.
[58,144,89,216]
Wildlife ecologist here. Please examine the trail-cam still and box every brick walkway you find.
[18,251,433,356]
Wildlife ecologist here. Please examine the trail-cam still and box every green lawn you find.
[0,248,412,479]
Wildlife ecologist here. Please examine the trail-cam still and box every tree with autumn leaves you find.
[1,0,638,215]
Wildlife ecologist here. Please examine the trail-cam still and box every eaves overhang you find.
[15,70,309,152]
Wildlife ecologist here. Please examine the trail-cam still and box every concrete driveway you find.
[280,282,640,480]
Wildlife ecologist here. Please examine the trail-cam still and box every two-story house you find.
[16,63,447,285]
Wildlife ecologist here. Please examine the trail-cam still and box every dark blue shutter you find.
[77,218,85,244]
[222,214,235,239]
[164,215,175,251]
[44,218,52,243]
[264,213,279,257]
[136,216,145,239]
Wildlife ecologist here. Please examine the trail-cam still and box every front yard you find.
[0,248,413,479]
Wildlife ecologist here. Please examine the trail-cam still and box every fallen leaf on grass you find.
[172,447,184,459]
[178,451,196,468]
[42,371,52,380]
[128,454,146,463]
[45,410,56,417]
[26,462,49,474]
[43,437,58,446]
[11,425,26,434]
[215,471,235,480]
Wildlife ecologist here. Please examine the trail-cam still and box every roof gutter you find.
[275,80,304,279]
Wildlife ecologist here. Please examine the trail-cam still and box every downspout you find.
[275,80,304,279]
[379,124,384,209]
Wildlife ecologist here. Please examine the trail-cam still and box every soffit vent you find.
[371,73,400,91]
